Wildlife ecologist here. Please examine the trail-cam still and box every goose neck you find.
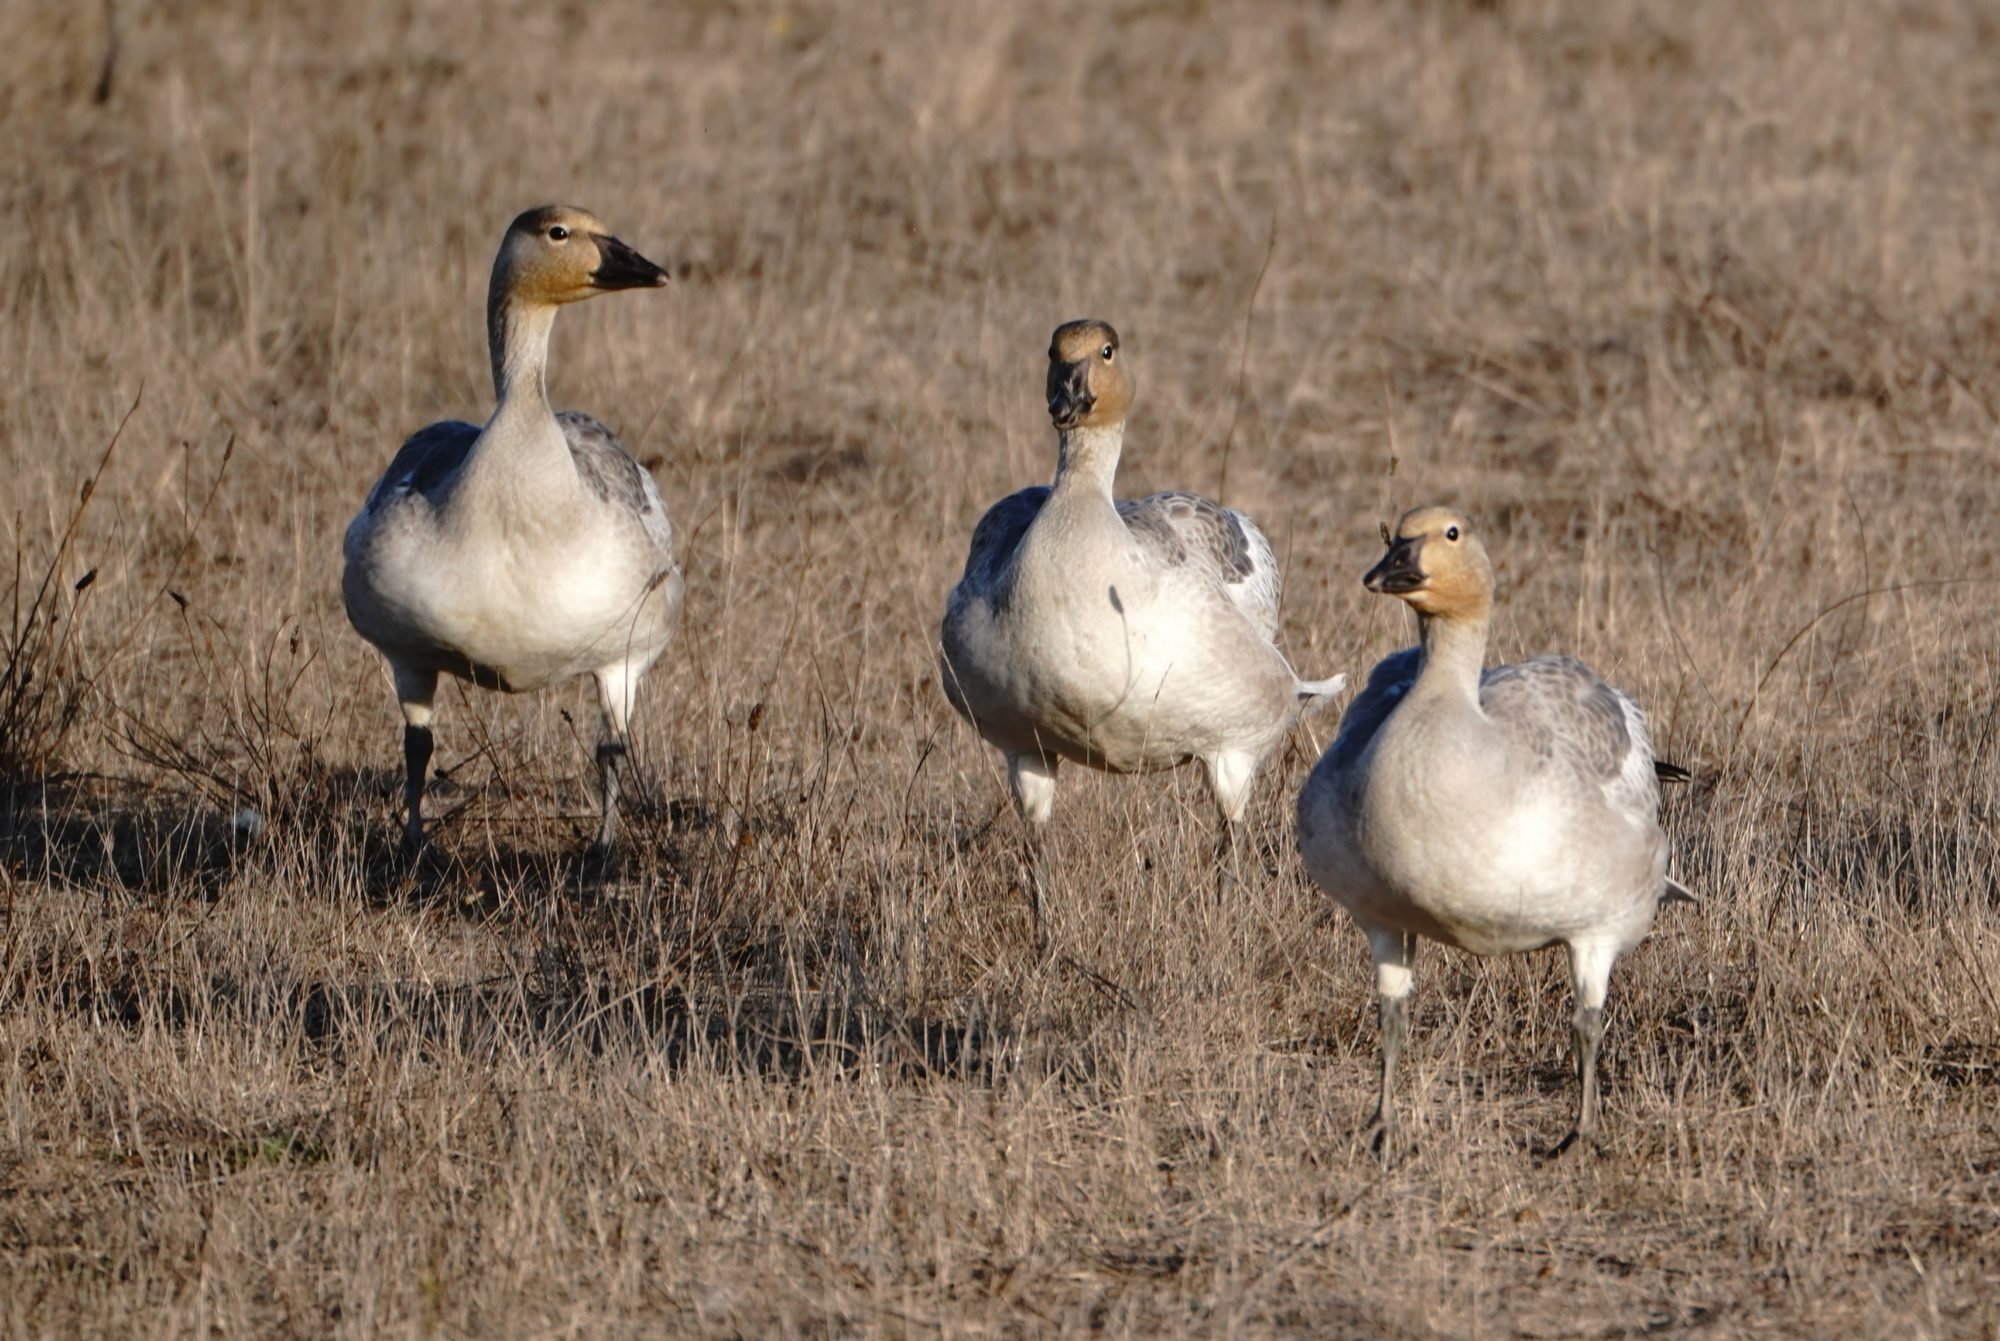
[1051,424,1124,497]
[452,279,579,511]
[1413,610,1490,704]
[487,280,559,413]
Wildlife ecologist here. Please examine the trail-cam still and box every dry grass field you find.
[2,0,1998,1334]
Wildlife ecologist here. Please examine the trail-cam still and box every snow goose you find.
[1296,506,1692,1155]
[939,319,1344,932]
[342,205,682,860]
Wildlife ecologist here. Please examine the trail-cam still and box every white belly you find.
[944,564,1293,771]
[1310,742,1658,958]
[347,506,678,691]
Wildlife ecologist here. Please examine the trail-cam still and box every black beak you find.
[590,234,671,290]
[1047,359,1093,430]
[1363,536,1427,594]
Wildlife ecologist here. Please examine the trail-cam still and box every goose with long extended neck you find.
[940,318,1344,938]
[342,205,683,860]
[1296,506,1692,1157]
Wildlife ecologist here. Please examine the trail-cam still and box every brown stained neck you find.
[1413,607,1490,704]
[1051,423,1125,499]
[486,271,559,411]
[457,279,580,508]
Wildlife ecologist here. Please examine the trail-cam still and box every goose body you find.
[940,319,1343,926]
[1296,507,1689,1153]
[342,205,682,857]
[1308,649,1670,957]
[945,484,1302,775]
[347,411,678,693]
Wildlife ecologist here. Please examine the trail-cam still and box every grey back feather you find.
[952,484,1280,637]
[555,410,675,555]
[1117,491,1281,639]
[1329,649,1658,812]
[363,412,674,557]
[1481,656,1658,811]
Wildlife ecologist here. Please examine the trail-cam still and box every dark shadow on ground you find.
[21,955,1011,1086]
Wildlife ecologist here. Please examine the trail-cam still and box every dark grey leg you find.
[592,738,626,856]
[1567,1003,1606,1151]
[391,665,440,859]
[1557,940,1617,1156]
[1364,928,1417,1164]
[1372,989,1409,1160]
[1214,815,1245,897]
[1204,752,1256,899]
[1022,822,1051,955]
[1006,752,1059,954]
[401,724,433,858]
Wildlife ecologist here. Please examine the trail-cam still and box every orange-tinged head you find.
[1363,505,1496,621]
[492,205,669,308]
[1045,318,1135,431]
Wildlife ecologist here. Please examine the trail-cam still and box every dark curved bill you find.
[1047,359,1094,430]
[1363,536,1427,594]
[591,234,670,290]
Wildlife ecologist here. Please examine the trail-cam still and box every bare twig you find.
[1216,213,1278,506]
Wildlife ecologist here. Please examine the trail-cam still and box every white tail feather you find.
[1296,671,1347,716]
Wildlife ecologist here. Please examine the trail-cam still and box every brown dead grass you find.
[2,0,1998,1335]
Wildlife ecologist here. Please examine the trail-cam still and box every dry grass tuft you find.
[2,0,1998,1335]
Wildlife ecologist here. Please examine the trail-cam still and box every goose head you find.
[1046,319,1135,431]
[492,205,669,308]
[1364,506,1496,621]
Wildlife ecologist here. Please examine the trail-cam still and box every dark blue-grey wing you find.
[958,485,1050,588]
[557,410,675,555]
[1326,646,1422,772]
[363,420,480,514]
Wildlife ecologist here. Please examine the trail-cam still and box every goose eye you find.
[1445,525,1461,541]
[548,225,570,242]
[1100,344,1115,361]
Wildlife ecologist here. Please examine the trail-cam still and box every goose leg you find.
[402,725,433,855]
[1572,1004,1606,1141]
[1021,823,1052,953]
[595,739,626,854]
[1006,751,1058,952]
[1557,939,1618,1154]
[590,664,640,860]
[393,666,439,859]
[1204,750,1257,898]
[1366,927,1417,1163]
[1213,816,1245,897]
